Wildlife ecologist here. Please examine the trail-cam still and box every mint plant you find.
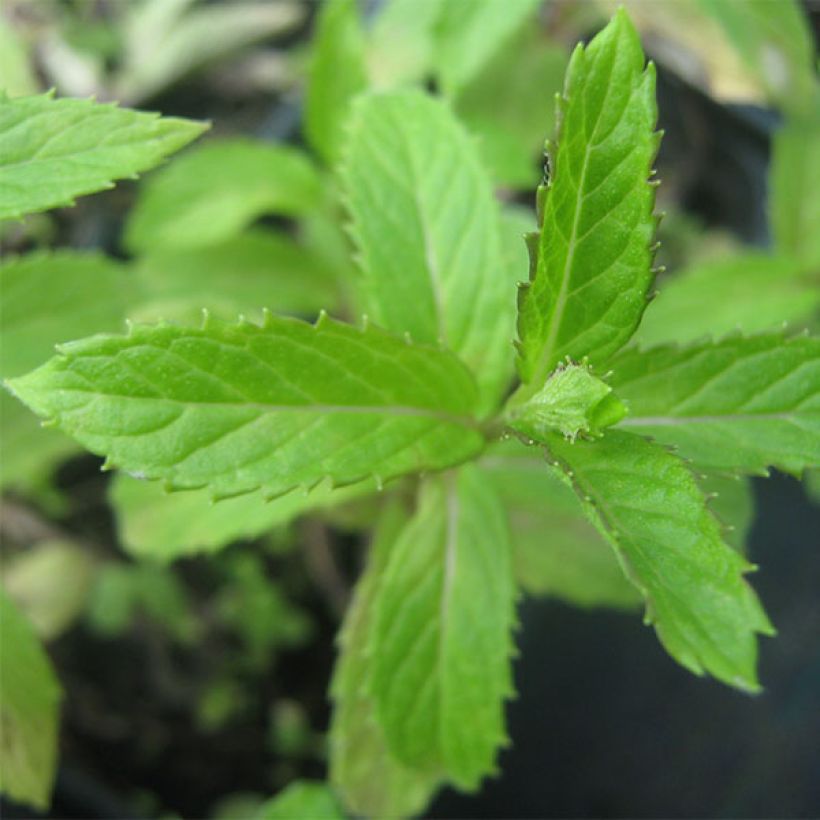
[2,5,819,817]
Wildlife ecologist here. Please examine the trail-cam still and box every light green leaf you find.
[432,0,541,97]
[0,251,134,378]
[129,230,340,325]
[479,441,639,608]
[0,92,205,221]
[544,430,773,691]
[8,315,484,499]
[124,139,321,252]
[117,2,303,104]
[0,589,61,810]
[342,90,513,414]
[634,252,820,348]
[365,0,442,88]
[305,0,368,166]
[2,540,97,641]
[454,26,568,188]
[330,500,439,818]
[0,251,135,497]
[611,0,815,112]
[612,334,820,476]
[770,118,820,272]
[516,10,660,392]
[508,362,626,442]
[371,465,516,788]
[700,473,755,554]
[0,16,38,97]
[110,473,375,561]
[0,393,78,498]
[695,0,816,115]
[255,781,344,820]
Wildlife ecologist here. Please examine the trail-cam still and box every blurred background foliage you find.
[0,0,818,817]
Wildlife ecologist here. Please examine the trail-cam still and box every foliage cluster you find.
[1,0,818,816]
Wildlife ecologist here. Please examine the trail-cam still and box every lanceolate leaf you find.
[770,117,820,272]
[0,590,61,810]
[304,0,368,166]
[544,430,773,691]
[0,93,205,221]
[7,315,484,499]
[633,252,820,348]
[342,90,514,415]
[516,10,660,392]
[612,334,820,476]
[0,251,134,378]
[110,473,376,561]
[370,465,516,788]
[124,139,321,251]
[129,230,341,325]
[330,500,439,818]
[432,0,541,97]
[479,441,639,608]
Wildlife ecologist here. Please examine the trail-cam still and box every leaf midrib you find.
[534,138,594,388]
[51,387,479,428]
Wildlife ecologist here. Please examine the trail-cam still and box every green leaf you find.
[0,92,206,221]
[0,393,78,498]
[0,251,134,378]
[2,540,97,641]
[304,0,368,166]
[431,0,541,97]
[0,16,38,97]
[8,315,484,499]
[342,89,514,414]
[454,26,568,188]
[129,230,341,325]
[695,0,816,115]
[516,10,660,391]
[614,0,815,113]
[116,2,303,105]
[770,118,820,272]
[700,473,755,554]
[479,441,640,608]
[508,362,626,442]
[330,500,439,818]
[612,333,820,476]
[110,473,375,561]
[543,430,773,691]
[255,781,344,820]
[0,251,135,498]
[370,465,516,788]
[124,139,321,252]
[499,203,534,270]
[365,0,442,88]
[634,252,820,348]
[0,589,61,810]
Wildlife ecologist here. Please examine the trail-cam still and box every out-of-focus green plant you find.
[1,1,818,817]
